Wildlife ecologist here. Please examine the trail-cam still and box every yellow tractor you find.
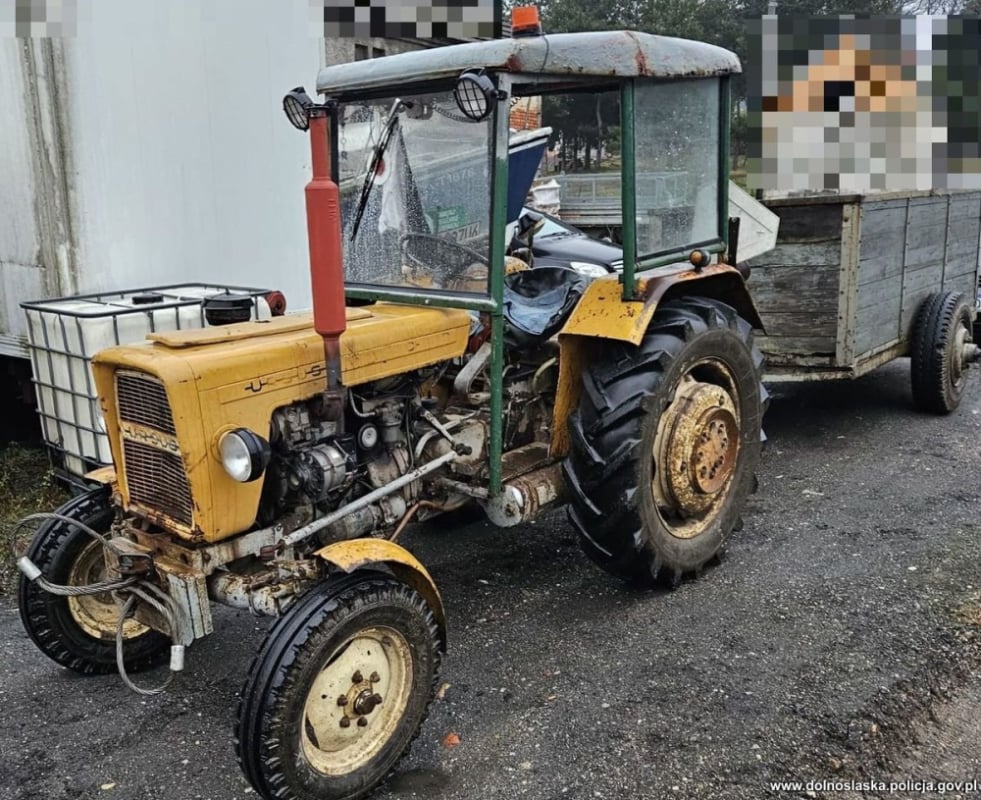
[18,25,765,800]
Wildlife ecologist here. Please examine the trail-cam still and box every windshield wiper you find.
[349,98,407,242]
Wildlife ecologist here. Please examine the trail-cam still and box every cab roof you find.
[316,30,741,100]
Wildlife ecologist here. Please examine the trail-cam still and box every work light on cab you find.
[453,70,502,122]
[283,86,314,131]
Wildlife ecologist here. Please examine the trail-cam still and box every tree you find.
[520,0,975,171]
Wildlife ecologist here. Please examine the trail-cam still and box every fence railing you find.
[556,171,688,212]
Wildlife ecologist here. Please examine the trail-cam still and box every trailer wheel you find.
[236,573,440,800]
[910,291,974,414]
[564,296,764,586]
[17,487,169,674]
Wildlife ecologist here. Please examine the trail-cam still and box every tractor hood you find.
[90,305,469,541]
[130,305,470,389]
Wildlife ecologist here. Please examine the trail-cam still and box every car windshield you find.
[338,90,494,296]
[534,212,580,238]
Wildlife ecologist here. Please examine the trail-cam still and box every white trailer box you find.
[0,0,324,359]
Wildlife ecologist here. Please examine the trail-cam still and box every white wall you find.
[0,0,325,355]
[0,43,44,355]
[66,0,323,301]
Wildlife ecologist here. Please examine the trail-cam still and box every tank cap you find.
[204,293,255,326]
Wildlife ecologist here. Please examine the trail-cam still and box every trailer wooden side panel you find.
[944,193,981,294]
[854,196,930,355]
[745,203,842,363]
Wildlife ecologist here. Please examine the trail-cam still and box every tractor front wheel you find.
[18,487,169,674]
[564,296,765,586]
[236,573,441,800]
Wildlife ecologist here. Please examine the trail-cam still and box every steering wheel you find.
[400,233,489,286]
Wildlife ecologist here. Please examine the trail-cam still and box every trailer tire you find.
[235,572,440,800]
[910,291,973,414]
[18,487,169,674]
[564,296,764,586]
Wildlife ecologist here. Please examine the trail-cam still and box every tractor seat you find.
[503,266,588,349]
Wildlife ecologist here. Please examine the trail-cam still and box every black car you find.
[519,208,623,277]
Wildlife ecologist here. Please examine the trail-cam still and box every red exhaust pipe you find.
[305,112,346,408]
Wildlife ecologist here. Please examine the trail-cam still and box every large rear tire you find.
[235,573,441,800]
[17,487,169,674]
[564,296,765,586]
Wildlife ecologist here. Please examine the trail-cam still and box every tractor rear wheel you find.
[236,573,441,800]
[564,296,765,586]
[18,487,169,674]
[910,291,974,414]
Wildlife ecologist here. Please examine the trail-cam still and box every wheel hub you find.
[67,539,148,641]
[690,407,738,495]
[655,376,741,526]
[351,683,384,716]
[335,669,386,725]
[301,627,412,777]
[952,324,969,385]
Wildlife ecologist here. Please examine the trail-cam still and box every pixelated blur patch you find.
[0,0,77,37]
[746,15,981,193]
[312,0,501,40]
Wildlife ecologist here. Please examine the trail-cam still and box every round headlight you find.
[218,428,270,483]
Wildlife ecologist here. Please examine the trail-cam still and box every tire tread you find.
[564,296,765,586]
[235,574,441,800]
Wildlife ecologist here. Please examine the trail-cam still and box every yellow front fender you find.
[315,538,446,648]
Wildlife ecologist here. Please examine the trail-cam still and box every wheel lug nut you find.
[370,672,380,682]
[339,717,351,728]
[357,717,368,727]
[372,693,383,705]
[337,695,348,706]
[352,671,363,683]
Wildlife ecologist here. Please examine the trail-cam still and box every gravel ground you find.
[1,359,980,800]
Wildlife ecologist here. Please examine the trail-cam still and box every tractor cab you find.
[288,28,750,495]
[312,29,739,297]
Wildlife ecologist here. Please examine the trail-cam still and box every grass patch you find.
[955,597,981,628]
[0,446,70,594]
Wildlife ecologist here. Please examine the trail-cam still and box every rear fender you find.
[550,264,762,456]
[314,538,446,649]
[559,263,762,345]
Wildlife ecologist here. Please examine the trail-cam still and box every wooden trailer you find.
[745,190,981,411]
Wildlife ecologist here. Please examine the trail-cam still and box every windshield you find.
[338,90,494,296]
[634,79,721,256]
[534,211,580,238]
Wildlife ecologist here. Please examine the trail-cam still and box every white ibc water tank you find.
[23,284,275,479]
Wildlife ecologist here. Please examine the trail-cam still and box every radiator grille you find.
[122,440,193,526]
[116,372,176,435]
